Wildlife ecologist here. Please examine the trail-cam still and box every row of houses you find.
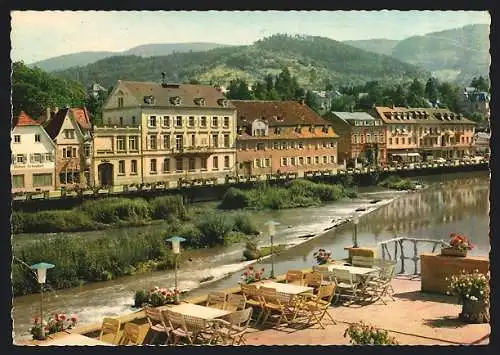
[11,80,483,193]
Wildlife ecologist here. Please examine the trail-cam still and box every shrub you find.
[150,195,187,220]
[232,212,259,235]
[134,290,148,307]
[219,188,250,209]
[243,241,260,261]
[178,223,203,248]
[196,213,235,247]
[80,197,152,224]
[12,210,96,234]
[344,322,398,345]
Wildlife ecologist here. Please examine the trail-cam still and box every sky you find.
[11,10,490,64]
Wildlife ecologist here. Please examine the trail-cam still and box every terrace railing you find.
[378,237,448,276]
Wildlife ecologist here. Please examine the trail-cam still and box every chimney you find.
[45,107,51,123]
[54,107,59,113]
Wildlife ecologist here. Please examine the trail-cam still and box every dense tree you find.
[425,77,439,105]
[330,95,356,112]
[226,79,252,100]
[251,81,268,100]
[12,61,86,119]
[470,76,489,92]
[85,89,109,126]
[305,90,320,113]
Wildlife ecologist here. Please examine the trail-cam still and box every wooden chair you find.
[285,270,304,285]
[225,293,246,312]
[162,309,192,345]
[206,291,227,310]
[299,284,337,329]
[367,263,396,304]
[118,322,142,345]
[351,256,375,268]
[214,307,253,345]
[99,317,121,344]
[144,305,170,345]
[304,271,323,293]
[241,284,264,324]
[183,315,217,345]
[259,287,289,327]
[312,265,334,283]
[332,269,359,304]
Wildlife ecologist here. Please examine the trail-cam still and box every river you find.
[11,171,490,340]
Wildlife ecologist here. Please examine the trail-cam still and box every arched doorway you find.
[98,162,113,186]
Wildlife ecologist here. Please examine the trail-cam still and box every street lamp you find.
[352,217,359,248]
[165,236,186,296]
[264,220,280,279]
[31,262,55,340]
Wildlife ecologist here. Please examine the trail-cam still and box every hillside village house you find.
[324,111,387,167]
[371,106,476,163]
[231,100,339,177]
[44,107,93,188]
[11,111,56,193]
[98,80,237,187]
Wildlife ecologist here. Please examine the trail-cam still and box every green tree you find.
[305,90,319,113]
[251,81,268,100]
[408,78,425,97]
[425,77,439,105]
[470,76,489,92]
[85,89,108,126]
[330,95,356,112]
[226,79,252,100]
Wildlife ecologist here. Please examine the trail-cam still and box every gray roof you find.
[331,112,378,122]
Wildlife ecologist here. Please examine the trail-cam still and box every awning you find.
[390,153,421,157]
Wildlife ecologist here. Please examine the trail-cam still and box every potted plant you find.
[240,265,266,284]
[343,321,398,345]
[133,286,180,308]
[30,313,78,341]
[313,248,331,265]
[441,233,474,257]
[446,270,490,323]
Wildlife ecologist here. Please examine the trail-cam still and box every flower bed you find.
[134,286,180,307]
[30,313,78,340]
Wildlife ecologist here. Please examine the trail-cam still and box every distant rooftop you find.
[331,111,377,121]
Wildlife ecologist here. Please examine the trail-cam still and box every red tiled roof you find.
[44,108,70,139]
[373,106,475,125]
[14,111,40,127]
[71,107,91,130]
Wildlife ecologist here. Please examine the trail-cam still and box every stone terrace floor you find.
[243,276,490,346]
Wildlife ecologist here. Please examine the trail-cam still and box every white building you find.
[11,111,56,193]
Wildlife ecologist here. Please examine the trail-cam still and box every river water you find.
[11,171,490,340]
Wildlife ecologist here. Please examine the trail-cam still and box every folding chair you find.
[118,322,142,345]
[312,265,334,283]
[98,317,121,344]
[241,284,264,325]
[332,269,359,304]
[225,293,246,312]
[162,309,192,345]
[367,262,396,304]
[144,305,170,345]
[206,291,227,310]
[300,283,337,329]
[213,307,253,345]
[285,270,304,285]
[304,271,323,293]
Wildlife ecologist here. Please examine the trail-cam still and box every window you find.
[200,116,207,127]
[257,143,265,151]
[395,138,399,145]
[265,158,271,167]
[291,157,296,166]
[281,157,288,166]
[329,141,335,148]
[298,142,304,149]
[189,158,196,171]
[129,136,139,151]
[223,117,230,128]
[315,156,320,164]
[389,138,393,145]
[163,158,170,173]
[131,160,138,174]
[162,116,170,127]
[84,145,90,157]
[213,156,219,170]
[224,156,230,169]
[30,153,42,163]
[273,142,279,150]
[330,156,335,164]
[299,157,304,165]
[16,154,25,163]
[117,136,126,151]
[32,173,51,187]
[255,159,261,168]
[59,170,79,184]
[212,116,218,127]
[44,153,54,162]
[35,134,41,142]
[175,135,183,150]
[14,135,21,143]
[366,134,371,143]
[148,116,157,128]
[401,138,405,145]
[176,158,183,171]
[223,134,230,148]
[201,157,207,170]
[132,116,136,125]
[163,134,170,149]
[149,135,157,150]
[119,117,123,126]
[64,129,75,139]
[63,147,76,158]
[12,174,24,188]
[118,97,124,108]
[191,134,196,147]
[150,159,157,174]
[176,116,182,127]
[353,135,358,144]
[118,160,125,175]
[323,156,327,164]
[254,128,266,136]
[307,156,312,164]
[212,134,218,148]
[188,116,195,127]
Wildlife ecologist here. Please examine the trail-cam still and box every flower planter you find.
[441,247,467,257]
[460,299,490,324]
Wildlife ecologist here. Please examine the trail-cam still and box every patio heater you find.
[352,217,359,248]
[165,236,186,301]
[31,262,55,340]
[265,220,280,279]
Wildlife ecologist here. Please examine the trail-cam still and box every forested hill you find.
[52,34,428,89]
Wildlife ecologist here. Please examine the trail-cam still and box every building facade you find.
[231,100,339,177]
[44,107,93,189]
[372,107,476,163]
[98,80,237,187]
[324,111,387,167]
[11,111,56,193]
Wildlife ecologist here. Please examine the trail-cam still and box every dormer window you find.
[118,97,124,108]
[274,127,282,135]
[144,95,156,104]
[322,125,329,133]
[217,98,229,107]
[276,116,284,122]
[295,125,302,133]
[194,97,206,106]
[170,96,182,106]
[309,125,315,133]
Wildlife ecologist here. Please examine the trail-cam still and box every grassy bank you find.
[219,180,357,210]
[12,198,260,297]
[379,176,417,190]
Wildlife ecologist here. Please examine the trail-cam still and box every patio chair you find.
[118,322,142,345]
[206,291,227,310]
[213,307,253,345]
[304,271,323,293]
[225,293,246,312]
[241,284,265,324]
[162,309,192,345]
[258,286,287,327]
[312,265,334,283]
[183,315,218,345]
[144,305,170,345]
[285,270,304,285]
[367,262,396,304]
[299,283,337,329]
[351,256,375,268]
[332,269,359,304]
[98,317,121,344]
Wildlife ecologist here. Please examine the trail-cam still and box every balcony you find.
[171,146,216,156]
